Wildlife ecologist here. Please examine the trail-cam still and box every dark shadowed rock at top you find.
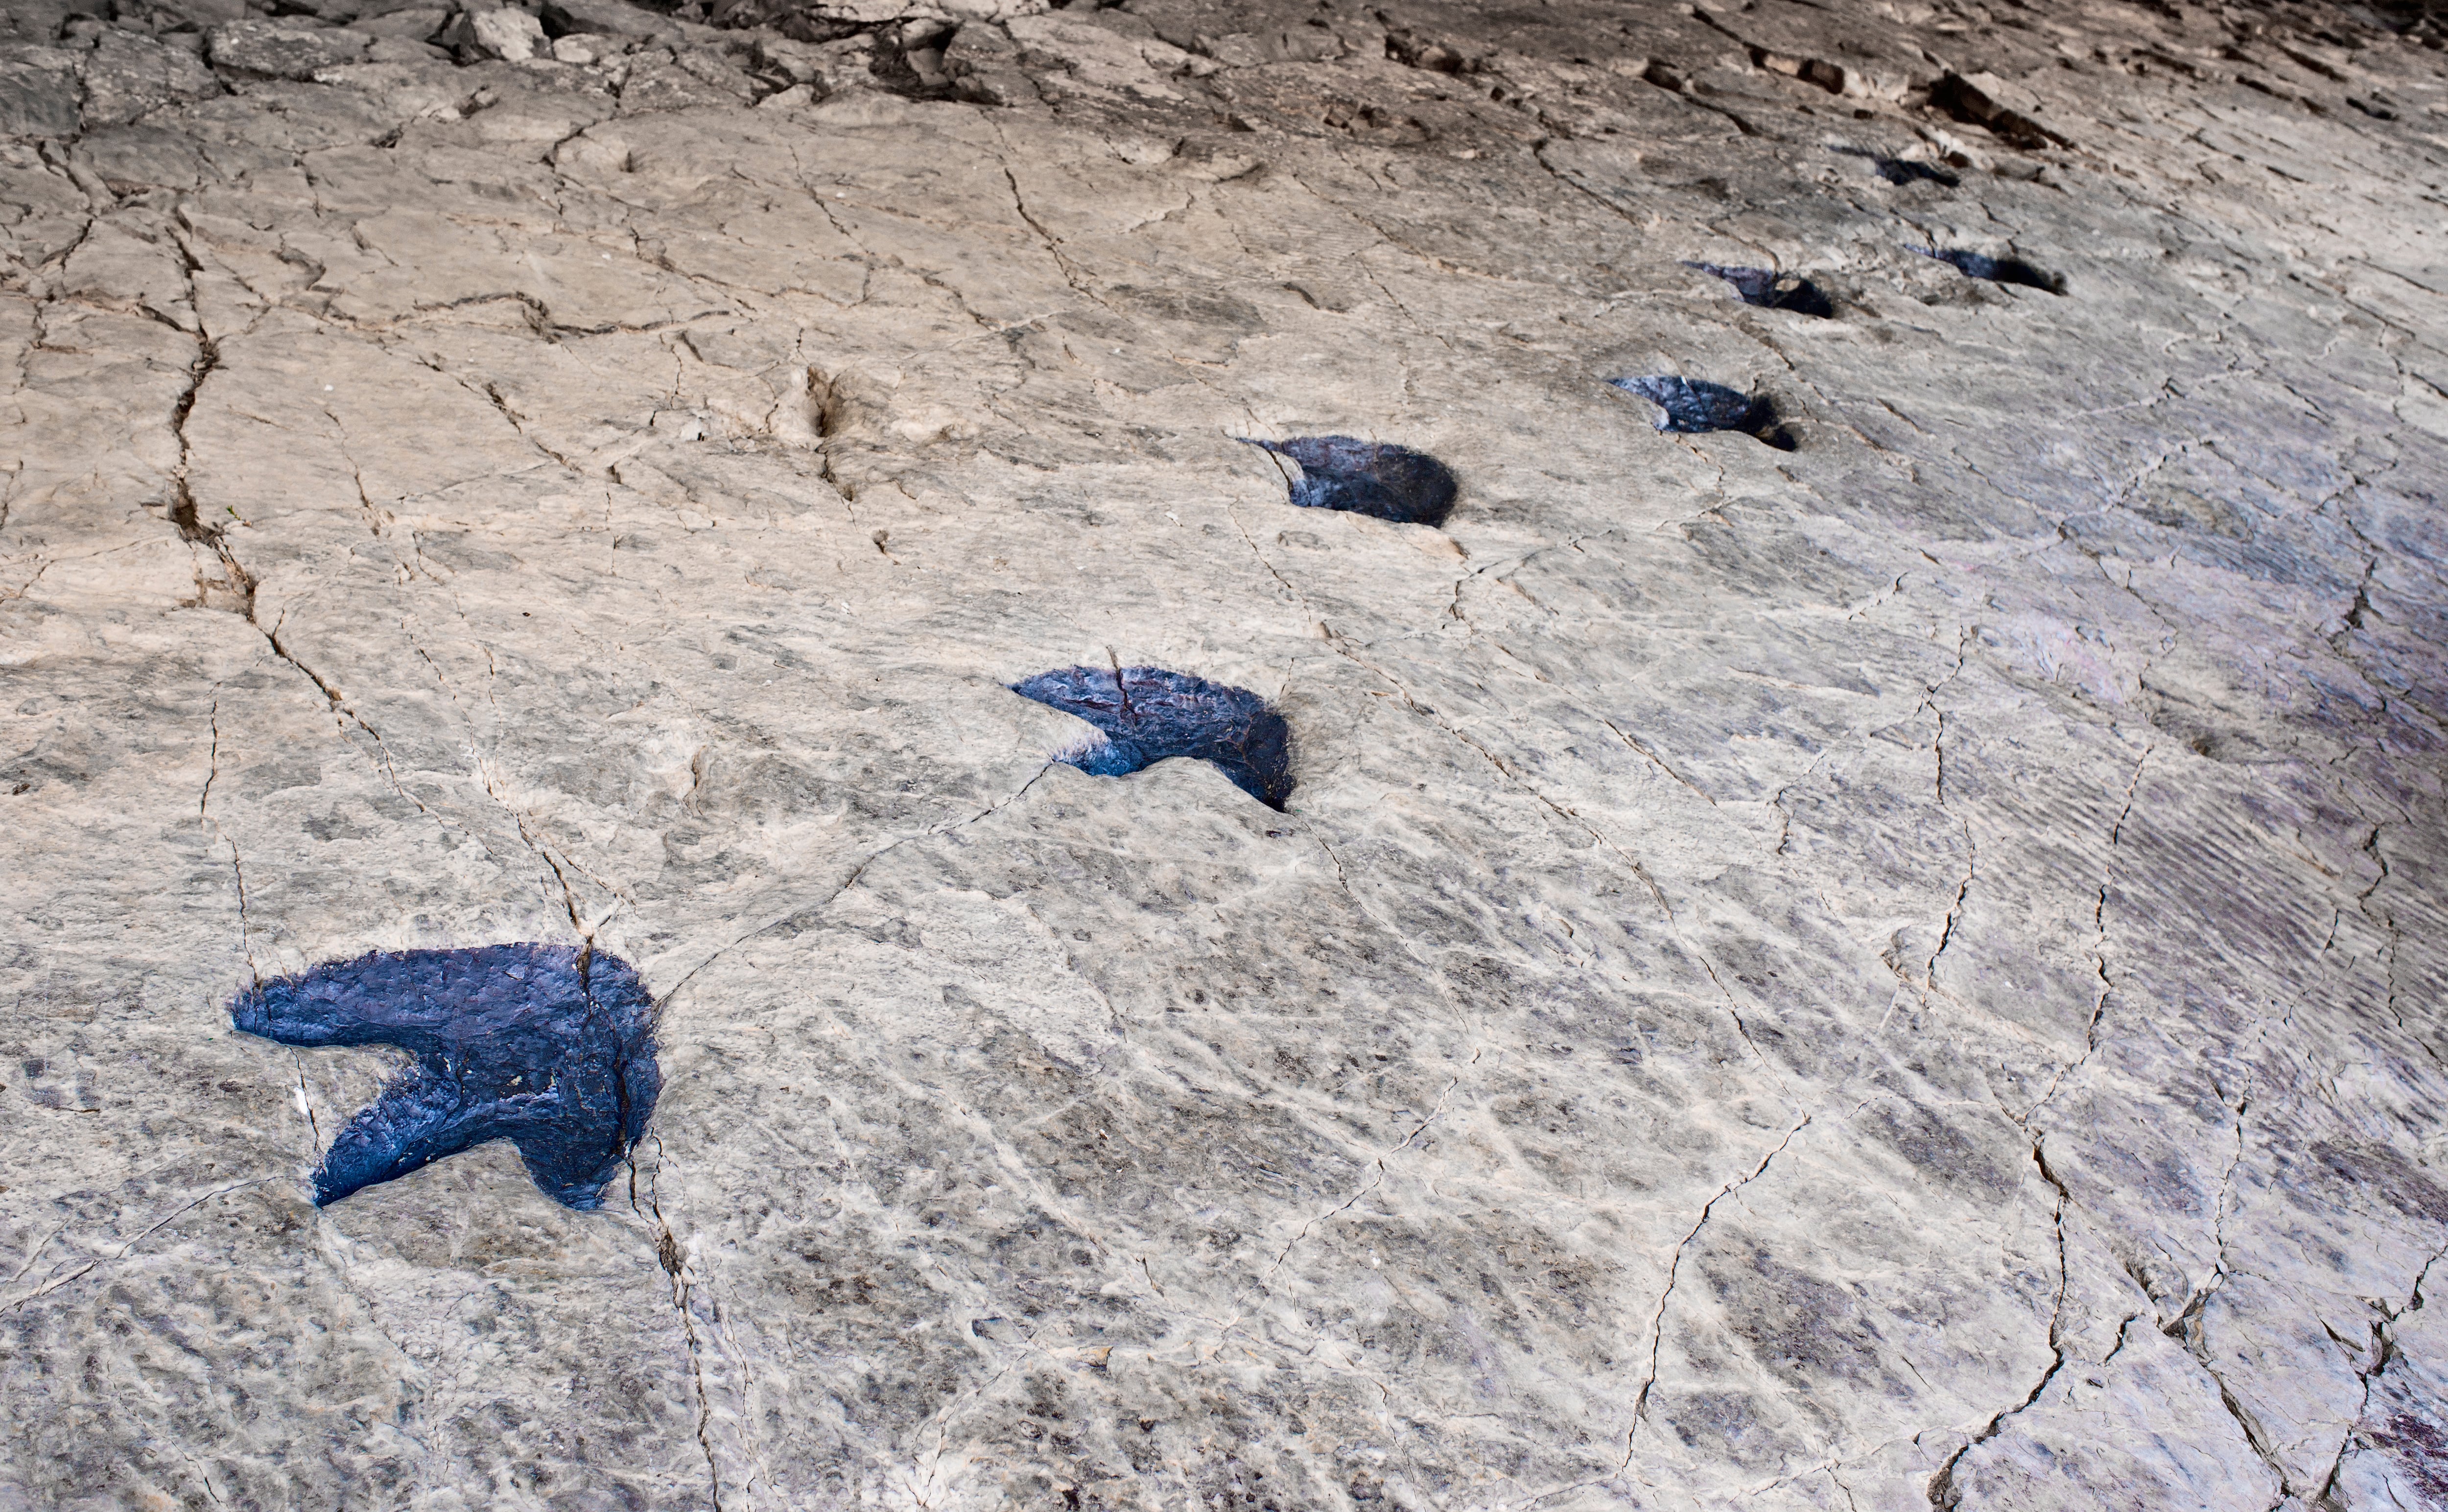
[231,945,662,1210]
[1014,666,1295,810]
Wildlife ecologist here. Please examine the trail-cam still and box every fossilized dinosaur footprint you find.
[1242,435,1459,527]
[1608,375,1799,450]
[1682,261,1836,318]
[1014,665,1295,810]
[231,944,661,1210]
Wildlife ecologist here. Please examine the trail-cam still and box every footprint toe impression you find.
[231,944,662,1210]
[1244,436,1458,527]
[1683,262,1836,318]
[1610,375,1796,449]
[1014,665,1295,810]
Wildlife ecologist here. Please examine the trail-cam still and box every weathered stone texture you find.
[5,0,2448,1506]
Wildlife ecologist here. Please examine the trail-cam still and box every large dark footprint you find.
[1683,261,1836,318]
[1014,665,1294,810]
[1609,376,1797,451]
[1243,436,1458,527]
[232,944,661,1210]
[1912,246,2065,293]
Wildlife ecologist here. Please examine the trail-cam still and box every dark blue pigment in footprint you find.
[1683,262,1836,318]
[1013,665,1294,810]
[1242,436,1458,527]
[1912,245,2065,293]
[1609,376,1796,449]
[231,944,661,1210]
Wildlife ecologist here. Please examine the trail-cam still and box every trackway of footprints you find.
[233,199,2071,1210]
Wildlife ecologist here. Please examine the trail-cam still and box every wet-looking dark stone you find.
[1683,262,1835,318]
[1914,246,2065,293]
[231,944,661,1210]
[1609,376,1797,450]
[1014,666,1294,810]
[1243,436,1458,527]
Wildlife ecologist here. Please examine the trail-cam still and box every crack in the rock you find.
[2027,739,2155,1120]
[990,128,1111,312]
[1921,629,1977,994]
[1925,1136,2072,1507]
[474,379,587,473]
[1625,1118,1812,1449]
[1302,617,1805,1094]
[2356,821,2441,1075]
[1249,1046,1482,1298]
[162,248,253,614]
[1769,745,1837,858]
[655,763,1056,1012]
[1290,165,1466,357]
[2156,1043,2298,1500]
[200,693,258,986]
[0,1176,277,1318]
[2085,743,2153,1053]
[1601,714,1718,808]
[635,1135,726,1512]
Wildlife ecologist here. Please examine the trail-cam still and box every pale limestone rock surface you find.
[5,0,2448,1507]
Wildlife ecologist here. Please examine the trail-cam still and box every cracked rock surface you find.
[6,0,2448,1506]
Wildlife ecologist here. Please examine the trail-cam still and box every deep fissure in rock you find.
[1243,436,1459,527]
[231,944,663,1209]
[1014,666,1295,809]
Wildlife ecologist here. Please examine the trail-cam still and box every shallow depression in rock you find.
[1609,376,1797,449]
[1243,436,1459,527]
[1013,666,1295,810]
[1913,245,2066,293]
[1833,145,1960,186]
[230,944,662,1210]
[1683,262,1836,318]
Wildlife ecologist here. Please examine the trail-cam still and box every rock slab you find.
[5,0,2448,1507]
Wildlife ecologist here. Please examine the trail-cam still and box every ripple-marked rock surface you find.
[231,945,661,1209]
[1014,666,1294,809]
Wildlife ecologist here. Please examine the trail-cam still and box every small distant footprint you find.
[232,944,661,1210]
[1243,436,1459,527]
[1609,376,1797,450]
[1911,245,2065,293]
[1832,145,1960,187]
[1014,665,1294,810]
[1683,262,1836,318]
